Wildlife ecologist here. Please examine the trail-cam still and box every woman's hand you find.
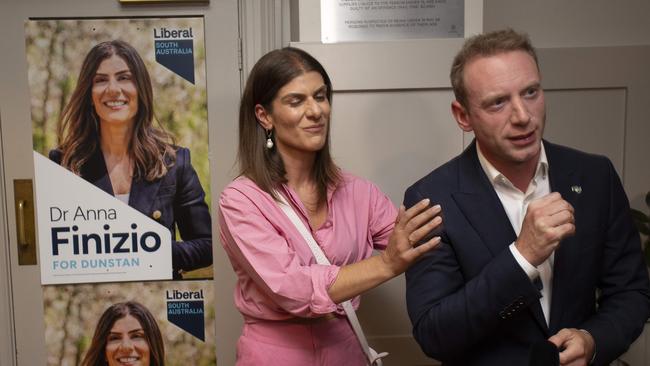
[327,198,442,304]
[380,199,442,277]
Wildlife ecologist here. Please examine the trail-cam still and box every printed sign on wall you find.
[321,0,464,43]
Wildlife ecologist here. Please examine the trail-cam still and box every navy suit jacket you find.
[49,147,212,279]
[404,141,650,366]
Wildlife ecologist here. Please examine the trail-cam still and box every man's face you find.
[453,50,545,172]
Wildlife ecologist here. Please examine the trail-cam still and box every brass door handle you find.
[14,179,36,265]
[17,199,27,246]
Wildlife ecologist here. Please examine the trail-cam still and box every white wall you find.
[484,0,650,48]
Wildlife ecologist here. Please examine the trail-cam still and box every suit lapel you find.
[452,142,550,335]
[451,143,517,257]
[545,142,580,333]
[80,149,114,196]
[80,148,163,218]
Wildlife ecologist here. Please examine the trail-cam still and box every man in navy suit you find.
[404,29,650,365]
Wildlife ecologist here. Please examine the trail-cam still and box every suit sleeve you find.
[171,148,213,272]
[404,185,542,361]
[580,160,650,366]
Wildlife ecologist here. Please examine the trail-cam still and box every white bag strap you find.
[274,190,389,365]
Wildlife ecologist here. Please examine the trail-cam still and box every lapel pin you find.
[571,185,582,194]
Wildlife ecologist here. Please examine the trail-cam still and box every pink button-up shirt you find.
[218,172,397,322]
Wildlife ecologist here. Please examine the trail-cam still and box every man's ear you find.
[451,100,473,132]
[254,104,273,130]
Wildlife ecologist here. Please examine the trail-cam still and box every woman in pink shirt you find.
[218,47,442,365]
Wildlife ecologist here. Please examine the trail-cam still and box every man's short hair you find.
[450,28,539,109]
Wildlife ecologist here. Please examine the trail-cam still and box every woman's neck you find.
[279,146,317,190]
[99,121,133,157]
[279,148,327,228]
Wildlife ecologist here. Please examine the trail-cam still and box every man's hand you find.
[515,192,575,266]
[549,328,595,366]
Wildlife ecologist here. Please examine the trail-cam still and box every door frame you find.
[0,109,16,366]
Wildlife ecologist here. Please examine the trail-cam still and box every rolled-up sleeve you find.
[219,185,339,318]
[367,182,397,250]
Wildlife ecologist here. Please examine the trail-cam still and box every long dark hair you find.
[81,301,165,366]
[57,40,175,181]
[238,47,340,201]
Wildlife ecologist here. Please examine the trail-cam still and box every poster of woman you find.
[27,17,217,365]
[26,17,213,283]
[43,281,216,365]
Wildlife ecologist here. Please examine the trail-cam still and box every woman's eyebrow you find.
[279,92,305,101]
[94,69,131,76]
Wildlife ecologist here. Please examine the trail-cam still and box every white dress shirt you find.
[476,142,553,324]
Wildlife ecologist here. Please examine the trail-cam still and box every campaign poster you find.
[26,17,217,365]
[43,281,215,366]
[25,17,213,284]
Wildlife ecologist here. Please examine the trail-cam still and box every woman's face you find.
[256,71,330,157]
[91,55,139,127]
[105,314,151,366]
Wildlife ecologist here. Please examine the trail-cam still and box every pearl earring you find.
[266,129,274,149]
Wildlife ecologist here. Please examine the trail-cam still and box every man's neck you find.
[477,143,541,193]
[498,162,538,193]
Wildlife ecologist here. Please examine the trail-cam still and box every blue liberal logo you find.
[166,289,205,341]
[154,27,195,84]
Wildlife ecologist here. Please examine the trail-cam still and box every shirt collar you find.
[476,141,548,187]
[280,175,340,217]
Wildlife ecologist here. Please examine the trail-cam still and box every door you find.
[0,0,241,365]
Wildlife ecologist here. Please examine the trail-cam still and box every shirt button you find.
[152,210,162,220]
